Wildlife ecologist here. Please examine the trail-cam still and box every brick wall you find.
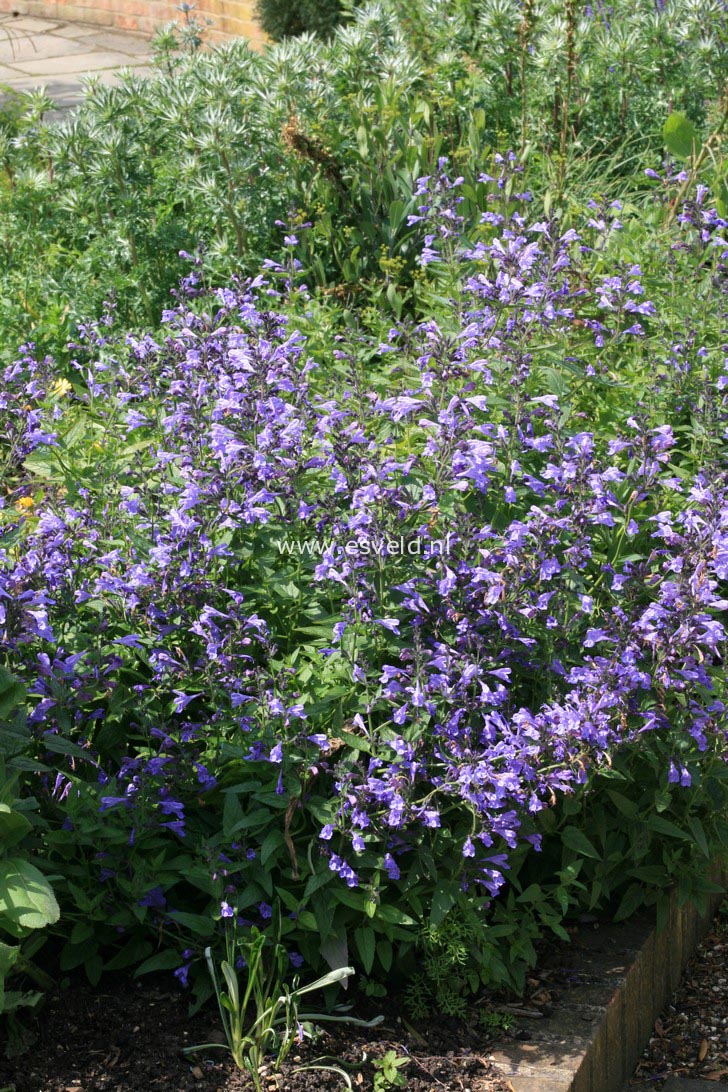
[0,0,265,44]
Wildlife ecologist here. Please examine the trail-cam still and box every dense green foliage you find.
[0,0,724,356]
[0,0,727,1059]
[255,0,352,40]
[0,667,58,1050]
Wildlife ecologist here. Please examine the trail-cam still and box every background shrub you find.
[255,0,354,39]
[0,0,724,357]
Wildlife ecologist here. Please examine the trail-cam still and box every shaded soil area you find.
[0,976,514,1092]
[628,900,728,1086]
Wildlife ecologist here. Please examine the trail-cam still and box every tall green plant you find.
[0,668,59,1053]
[185,917,381,1089]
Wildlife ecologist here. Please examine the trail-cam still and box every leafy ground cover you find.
[0,0,727,1085]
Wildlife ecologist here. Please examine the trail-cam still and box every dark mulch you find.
[0,975,514,1092]
[628,900,728,1086]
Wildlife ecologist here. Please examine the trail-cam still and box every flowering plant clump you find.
[1,162,727,1003]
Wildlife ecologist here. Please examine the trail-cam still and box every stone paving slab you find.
[11,48,145,76]
[81,30,152,53]
[52,24,98,38]
[0,13,153,113]
[0,34,90,61]
[0,15,61,32]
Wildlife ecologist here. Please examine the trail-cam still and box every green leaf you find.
[332,887,367,913]
[516,883,544,904]
[320,931,348,974]
[375,903,416,927]
[2,988,43,1014]
[222,790,244,838]
[429,881,456,926]
[613,883,645,922]
[0,666,26,721]
[354,926,375,975]
[540,916,570,941]
[356,125,369,160]
[377,937,393,973]
[40,735,89,760]
[260,829,284,866]
[386,198,411,236]
[716,178,728,220]
[687,816,709,858]
[339,731,375,755]
[663,112,701,159]
[85,953,104,987]
[0,859,60,935]
[167,910,215,937]
[220,960,240,1010]
[588,879,603,911]
[0,804,32,850]
[60,941,92,971]
[70,921,94,946]
[0,941,19,1011]
[606,790,637,819]
[561,826,601,860]
[648,815,691,841]
[654,790,672,813]
[386,283,404,319]
[304,869,334,899]
[134,949,185,977]
[0,665,23,697]
[105,937,153,971]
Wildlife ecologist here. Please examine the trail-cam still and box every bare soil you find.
[0,975,514,1092]
[628,900,728,1086]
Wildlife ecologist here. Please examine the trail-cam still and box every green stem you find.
[666,90,728,226]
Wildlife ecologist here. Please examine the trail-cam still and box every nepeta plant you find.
[1,162,726,1004]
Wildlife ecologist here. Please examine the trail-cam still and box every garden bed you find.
[0,975,513,1092]
[1,2,728,1087]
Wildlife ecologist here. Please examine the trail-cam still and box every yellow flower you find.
[15,496,34,512]
[51,378,73,397]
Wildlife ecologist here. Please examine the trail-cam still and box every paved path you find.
[0,14,153,115]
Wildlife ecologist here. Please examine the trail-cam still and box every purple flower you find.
[139,886,167,911]
[383,853,400,880]
[174,963,191,988]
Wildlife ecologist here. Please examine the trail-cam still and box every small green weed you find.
[372,1050,409,1090]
